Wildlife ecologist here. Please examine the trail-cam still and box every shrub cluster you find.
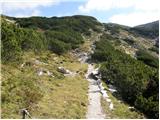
[92,38,159,118]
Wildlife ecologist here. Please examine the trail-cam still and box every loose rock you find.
[109,102,114,110]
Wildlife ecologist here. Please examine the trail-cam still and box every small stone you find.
[106,98,111,102]
[128,106,135,111]
[38,71,43,76]
[20,62,25,68]
[109,102,114,110]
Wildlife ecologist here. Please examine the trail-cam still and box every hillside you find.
[6,15,101,35]
[1,15,159,119]
[92,21,159,118]
[132,21,159,39]
[1,15,102,118]
[103,22,159,68]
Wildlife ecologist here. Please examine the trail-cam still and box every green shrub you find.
[148,46,159,54]
[49,39,71,55]
[92,37,159,118]
[123,38,135,45]
[136,50,158,68]
[1,19,22,62]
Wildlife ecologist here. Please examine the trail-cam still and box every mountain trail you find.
[85,64,105,119]
[77,32,106,119]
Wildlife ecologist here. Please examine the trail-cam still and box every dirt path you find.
[73,31,106,119]
[85,64,105,119]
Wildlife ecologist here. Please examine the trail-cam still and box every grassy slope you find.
[101,81,145,119]
[1,51,88,119]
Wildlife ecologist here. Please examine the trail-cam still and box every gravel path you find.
[85,64,105,119]
[75,32,106,119]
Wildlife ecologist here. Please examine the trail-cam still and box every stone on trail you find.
[99,84,104,90]
[109,102,114,110]
[108,84,117,93]
[106,98,111,102]
[103,92,109,98]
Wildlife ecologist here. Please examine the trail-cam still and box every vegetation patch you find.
[1,51,88,119]
[92,37,159,118]
[101,82,144,119]
[136,49,159,68]
[148,46,159,54]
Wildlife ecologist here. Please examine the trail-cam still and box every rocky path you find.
[83,32,106,119]
[85,64,105,119]
[73,32,107,119]
[74,31,142,119]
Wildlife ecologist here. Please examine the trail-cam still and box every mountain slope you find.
[1,15,159,119]
[132,20,159,39]
[103,22,159,68]
[1,15,102,118]
[92,21,159,118]
[9,15,101,35]
[1,15,102,62]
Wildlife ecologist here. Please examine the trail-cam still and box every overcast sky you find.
[1,0,160,26]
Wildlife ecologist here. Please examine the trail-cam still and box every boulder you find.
[58,67,71,74]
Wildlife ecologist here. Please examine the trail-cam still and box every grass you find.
[1,51,88,119]
[80,32,101,52]
[79,40,93,52]
[31,75,88,119]
[101,81,145,119]
[1,64,43,119]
